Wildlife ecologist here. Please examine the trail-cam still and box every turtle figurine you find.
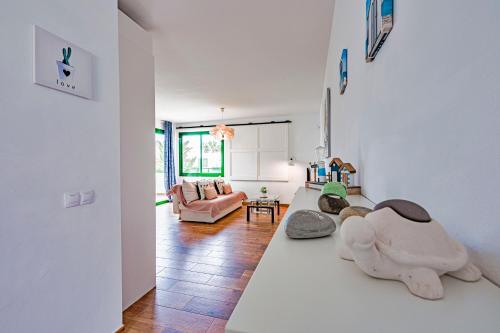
[339,199,482,300]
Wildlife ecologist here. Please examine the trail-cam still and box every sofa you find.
[169,184,248,223]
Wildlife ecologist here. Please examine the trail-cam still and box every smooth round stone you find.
[321,181,347,199]
[318,194,350,214]
[285,209,336,239]
[339,206,373,224]
[374,199,431,223]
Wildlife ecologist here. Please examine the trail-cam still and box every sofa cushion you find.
[223,183,233,195]
[214,179,225,194]
[204,186,218,200]
[182,180,199,204]
[197,180,215,200]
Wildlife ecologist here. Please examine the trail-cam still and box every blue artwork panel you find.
[339,49,348,95]
[365,0,393,62]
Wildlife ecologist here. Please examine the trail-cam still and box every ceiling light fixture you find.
[210,107,234,140]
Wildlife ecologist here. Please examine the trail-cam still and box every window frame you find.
[179,131,225,177]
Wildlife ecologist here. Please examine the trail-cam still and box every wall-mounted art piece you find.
[365,0,394,62]
[339,49,348,95]
[33,25,93,99]
[323,87,332,157]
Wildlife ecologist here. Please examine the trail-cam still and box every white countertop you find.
[226,187,500,333]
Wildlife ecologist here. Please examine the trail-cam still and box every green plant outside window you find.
[179,131,224,177]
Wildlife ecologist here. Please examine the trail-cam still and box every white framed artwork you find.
[33,25,93,99]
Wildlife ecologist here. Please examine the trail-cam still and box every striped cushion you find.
[214,179,225,194]
[197,180,215,200]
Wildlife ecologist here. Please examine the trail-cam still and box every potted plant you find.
[260,186,268,198]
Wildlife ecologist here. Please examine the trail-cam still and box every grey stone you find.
[285,210,336,239]
[374,199,431,223]
[317,194,350,214]
[339,206,373,224]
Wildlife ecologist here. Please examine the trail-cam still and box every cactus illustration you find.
[62,47,72,65]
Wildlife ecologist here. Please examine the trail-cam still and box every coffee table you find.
[245,195,280,224]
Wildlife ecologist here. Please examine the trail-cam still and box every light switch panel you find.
[64,192,81,208]
[80,190,95,205]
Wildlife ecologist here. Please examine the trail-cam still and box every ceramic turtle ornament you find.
[339,199,482,300]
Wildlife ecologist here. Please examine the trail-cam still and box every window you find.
[179,131,224,177]
[155,128,168,206]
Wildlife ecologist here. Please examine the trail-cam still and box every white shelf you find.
[226,187,500,333]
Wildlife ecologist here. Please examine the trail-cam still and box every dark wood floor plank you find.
[157,267,213,284]
[168,280,242,303]
[138,305,214,333]
[206,275,248,291]
[156,258,197,270]
[189,263,246,278]
[182,296,237,320]
[155,277,178,291]
[138,289,194,310]
[207,318,228,333]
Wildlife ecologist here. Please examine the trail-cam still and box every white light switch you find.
[80,190,95,205]
[64,192,81,208]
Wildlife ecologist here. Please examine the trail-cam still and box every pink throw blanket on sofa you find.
[169,184,247,218]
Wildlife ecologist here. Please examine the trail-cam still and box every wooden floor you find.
[123,203,287,333]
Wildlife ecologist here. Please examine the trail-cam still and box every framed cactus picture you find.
[33,25,93,99]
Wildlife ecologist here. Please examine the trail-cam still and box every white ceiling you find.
[119,0,334,123]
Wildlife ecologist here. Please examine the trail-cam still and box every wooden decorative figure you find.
[329,157,343,182]
[340,163,356,187]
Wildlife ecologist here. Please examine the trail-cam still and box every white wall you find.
[173,113,319,203]
[0,1,122,332]
[119,11,156,310]
[323,0,500,285]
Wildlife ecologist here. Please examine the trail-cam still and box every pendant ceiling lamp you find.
[210,107,234,140]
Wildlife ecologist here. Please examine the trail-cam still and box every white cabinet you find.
[229,123,288,181]
[230,126,258,150]
[259,151,288,181]
[230,151,258,180]
[258,124,287,152]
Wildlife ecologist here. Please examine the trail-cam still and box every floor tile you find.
[206,275,248,291]
[139,305,214,333]
[189,263,245,278]
[207,318,228,333]
[139,289,194,309]
[168,281,242,303]
[157,267,213,284]
[183,296,236,320]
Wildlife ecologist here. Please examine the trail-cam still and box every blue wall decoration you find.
[339,49,348,95]
[365,0,394,62]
